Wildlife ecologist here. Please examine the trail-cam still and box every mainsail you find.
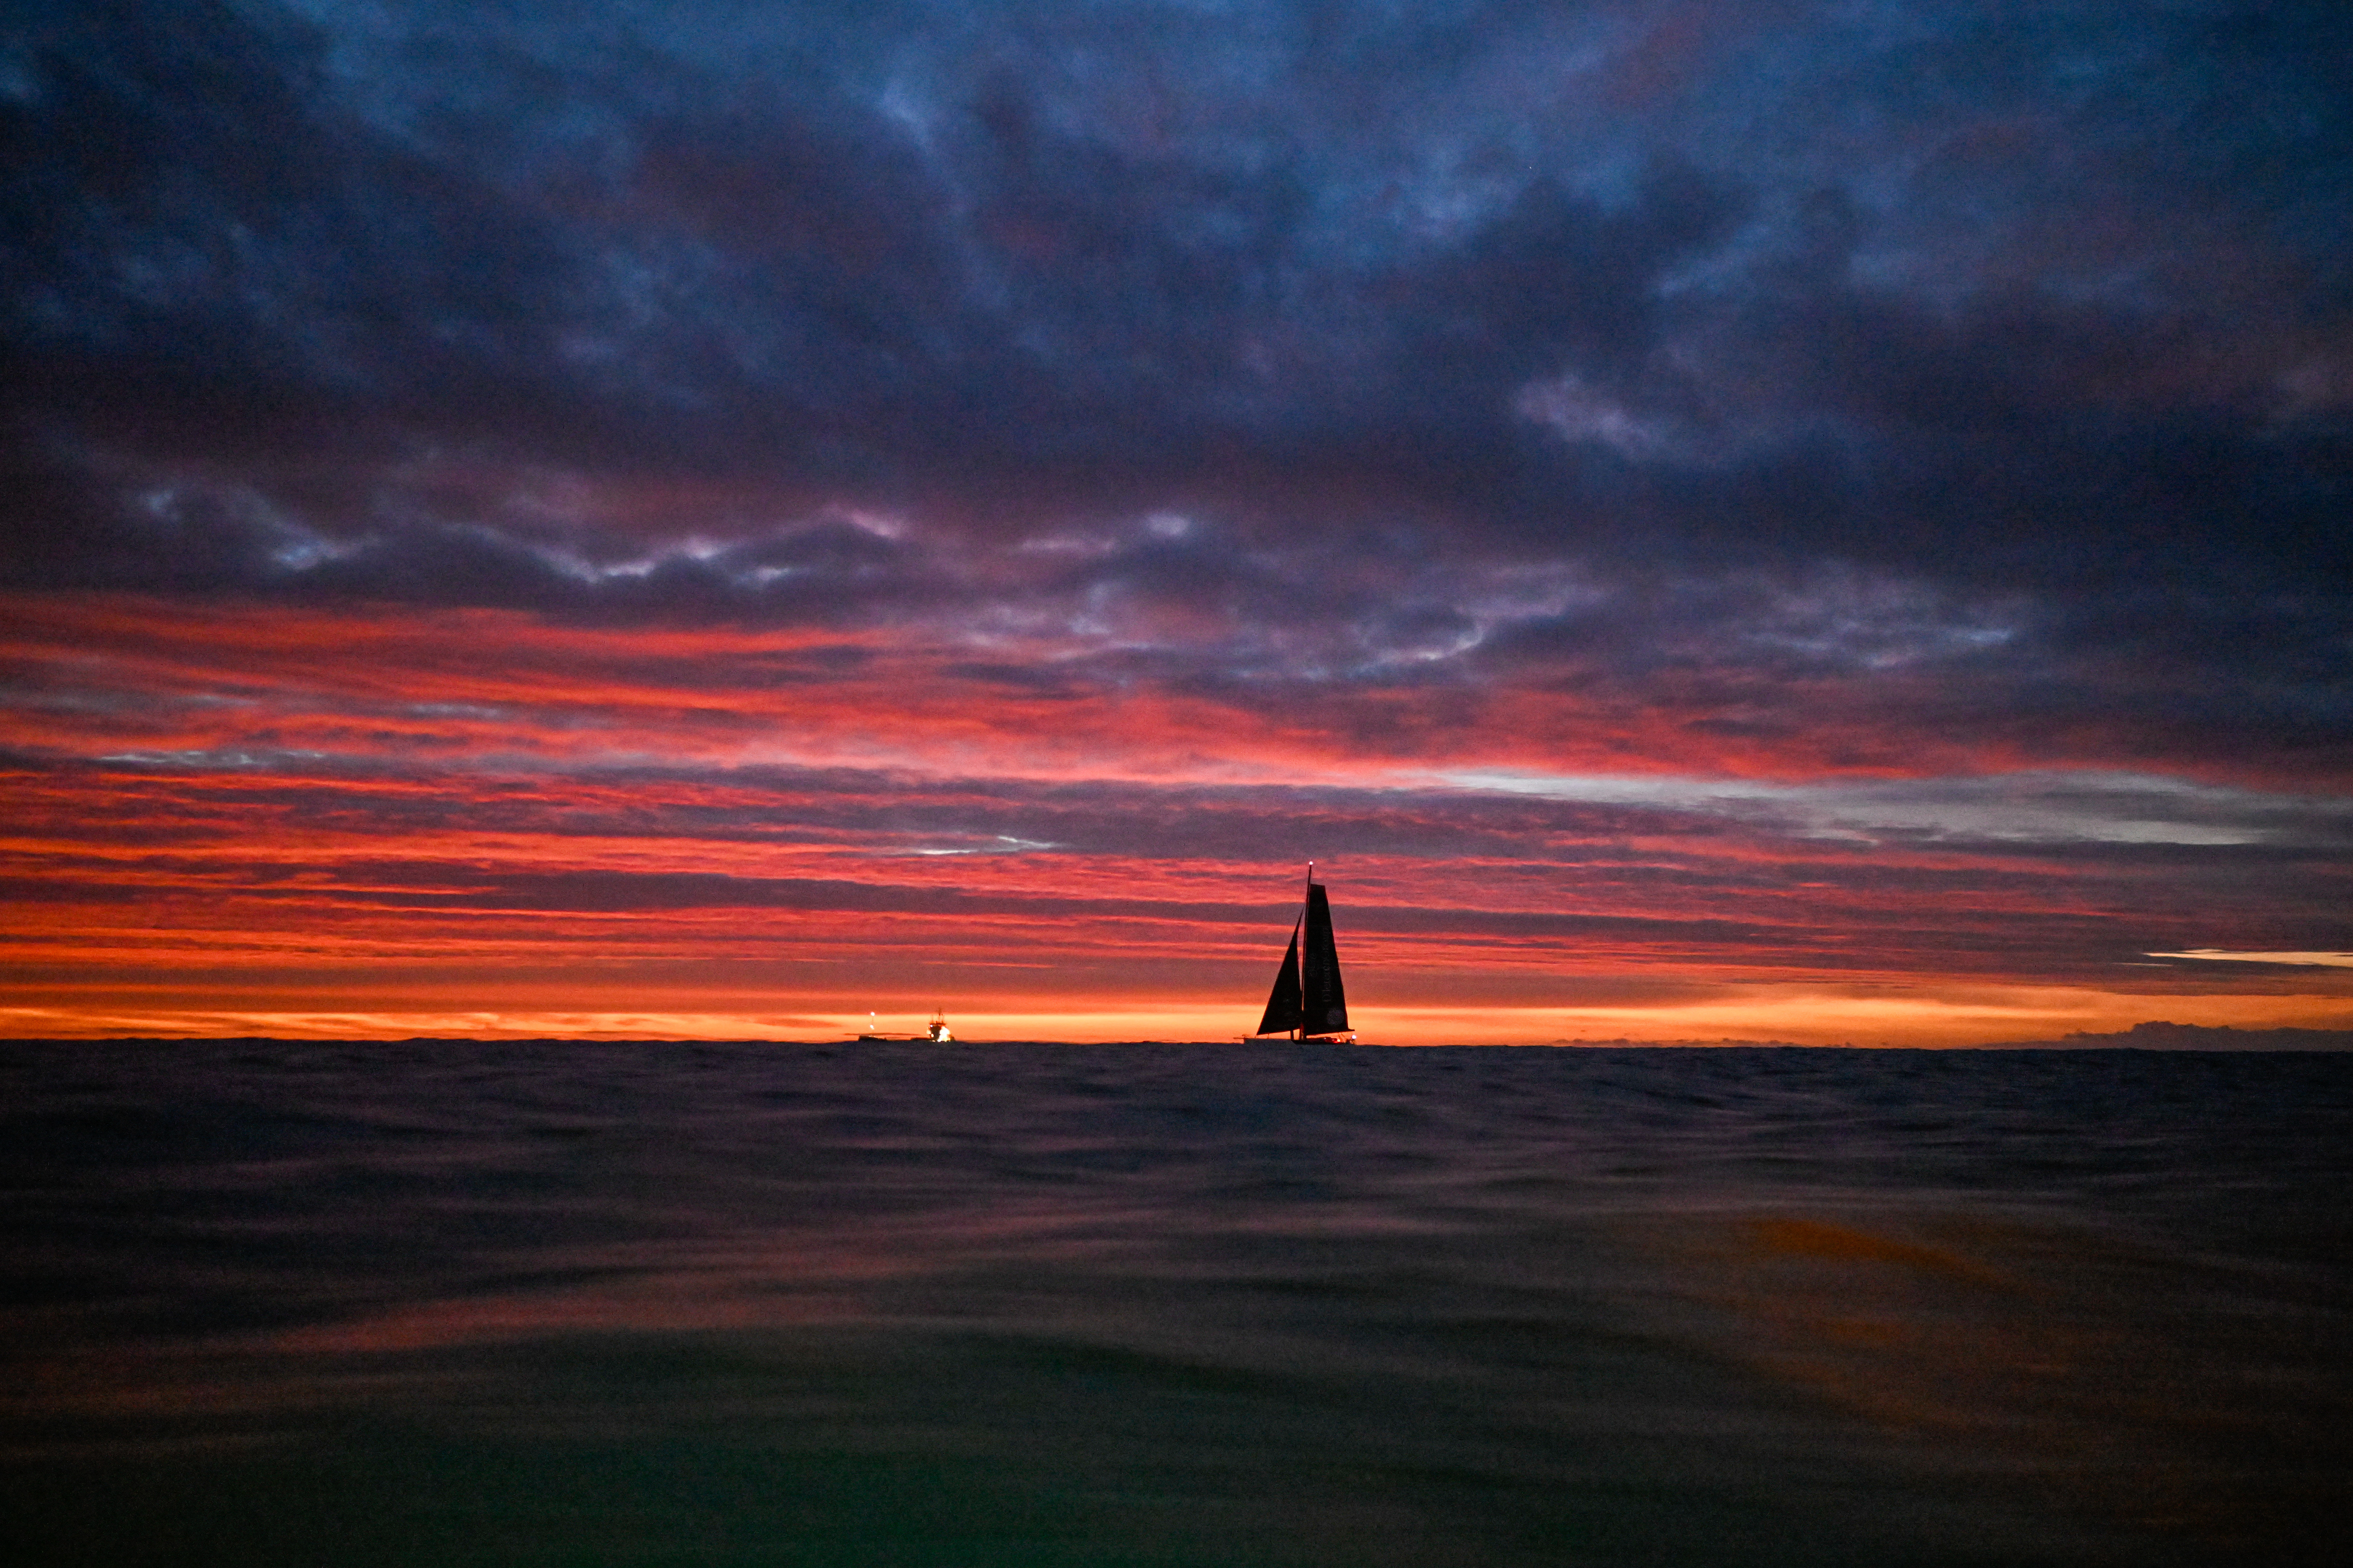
[1300,881,1347,1035]
[1253,866,1350,1039]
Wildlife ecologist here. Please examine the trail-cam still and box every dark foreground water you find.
[4,1042,2348,1567]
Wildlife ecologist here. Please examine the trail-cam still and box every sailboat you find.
[1251,863,1354,1041]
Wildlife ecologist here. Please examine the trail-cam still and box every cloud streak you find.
[2148,951,2353,969]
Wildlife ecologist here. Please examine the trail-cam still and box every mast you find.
[1301,860,1313,1041]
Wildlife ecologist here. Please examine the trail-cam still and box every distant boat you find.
[1252,863,1353,1041]
[849,1009,956,1043]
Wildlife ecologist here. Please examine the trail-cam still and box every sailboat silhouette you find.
[1251,863,1352,1040]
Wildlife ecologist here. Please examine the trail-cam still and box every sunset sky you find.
[4,0,2349,1042]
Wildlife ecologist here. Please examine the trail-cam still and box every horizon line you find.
[8,1025,2351,1052]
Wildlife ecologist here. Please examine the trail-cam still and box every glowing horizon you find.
[8,985,2353,1047]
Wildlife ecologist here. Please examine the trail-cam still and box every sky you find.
[3,0,2349,1043]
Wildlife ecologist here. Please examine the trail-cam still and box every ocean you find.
[3,1041,2346,1566]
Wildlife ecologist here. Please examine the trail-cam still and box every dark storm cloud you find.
[4,1,2349,760]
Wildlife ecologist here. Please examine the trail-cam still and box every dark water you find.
[4,1042,2348,1567]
